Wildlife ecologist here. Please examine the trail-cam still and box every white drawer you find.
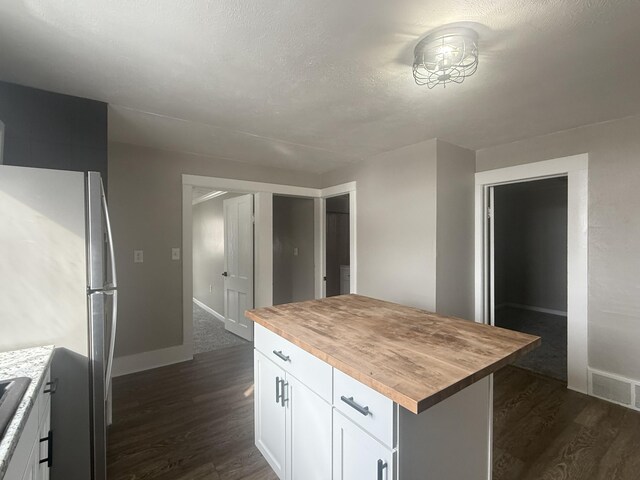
[333,369,396,448]
[254,323,332,402]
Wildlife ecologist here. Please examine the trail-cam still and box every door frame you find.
[182,175,356,358]
[474,154,589,393]
[315,183,357,299]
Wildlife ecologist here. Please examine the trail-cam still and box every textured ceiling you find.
[1,0,639,173]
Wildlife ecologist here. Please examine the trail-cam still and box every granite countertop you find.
[0,346,54,479]
[246,294,540,414]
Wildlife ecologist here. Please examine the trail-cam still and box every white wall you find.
[322,139,439,310]
[322,139,476,318]
[476,114,640,380]
[273,195,316,305]
[192,192,239,315]
[108,142,320,358]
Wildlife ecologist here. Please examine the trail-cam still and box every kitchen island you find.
[246,295,539,480]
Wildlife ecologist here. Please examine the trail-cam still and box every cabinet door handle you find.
[280,379,288,407]
[275,376,282,404]
[377,459,387,480]
[39,430,53,467]
[340,396,371,416]
[44,378,58,394]
[272,350,290,362]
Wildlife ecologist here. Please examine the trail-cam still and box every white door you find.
[223,194,254,341]
[333,411,394,480]
[254,351,287,479]
[286,375,332,480]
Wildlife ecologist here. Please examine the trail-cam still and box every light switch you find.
[134,250,144,263]
[172,247,181,260]
[293,247,299,256]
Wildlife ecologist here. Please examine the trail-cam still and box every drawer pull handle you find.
[377,459,387,480]
[39,430,53,467]
[44,378,58,394]
[341,395,371,416]
[273,350,290,362]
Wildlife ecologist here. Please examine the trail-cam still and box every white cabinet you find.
[286,375,331,480]
[333,410,394,480]
[254,351,287,478]
[254,337,332,480]
[254,325,491,480]
[5,367,52,480]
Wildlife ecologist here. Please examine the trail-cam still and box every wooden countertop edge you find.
[247,312,542,414]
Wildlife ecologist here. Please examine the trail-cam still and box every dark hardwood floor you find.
[108,344,640,480]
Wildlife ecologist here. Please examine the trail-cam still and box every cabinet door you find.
[37,403,51,480]
[21,442,37,480]
[255,350,287,479]
[286,376,332,480]
[333,411,394,480]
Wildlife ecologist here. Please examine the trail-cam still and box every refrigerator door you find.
[88,291,108,480]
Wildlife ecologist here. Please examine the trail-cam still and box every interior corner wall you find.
[321,139,439,311]
[192,193,240,316]
[476,114,640,381]
[272,196,316,305]
[435,140,476,320]
[108,142,320,358]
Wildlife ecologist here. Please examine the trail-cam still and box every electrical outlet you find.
[171,247,180,260]
[293,247,299,256]
[134,250,144,263]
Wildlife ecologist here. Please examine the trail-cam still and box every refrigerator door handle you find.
[105,289,118,392]
[101,180,117,289]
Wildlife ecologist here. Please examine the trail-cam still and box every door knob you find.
[221,272,228,277]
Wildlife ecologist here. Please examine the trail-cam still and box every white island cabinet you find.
[249,295,539,480]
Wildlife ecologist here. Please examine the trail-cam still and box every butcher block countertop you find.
[246,294,540,414]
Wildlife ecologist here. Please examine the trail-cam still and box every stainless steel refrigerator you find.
[0,165,117,480]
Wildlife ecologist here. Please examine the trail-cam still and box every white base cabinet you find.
[254,324,491,480]
[5,367,52,480]
[254,350,332,480]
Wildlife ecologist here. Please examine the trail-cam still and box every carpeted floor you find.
[495,306,567,382]
[193,302,248,354]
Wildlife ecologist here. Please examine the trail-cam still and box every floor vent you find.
[589,368,639,410]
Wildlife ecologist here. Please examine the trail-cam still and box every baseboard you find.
[588,367,640,411]
[112,344,193,377]
[193,298,225,322]
[496,302,567,317]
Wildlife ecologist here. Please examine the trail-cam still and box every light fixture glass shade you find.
[413,27,479,88]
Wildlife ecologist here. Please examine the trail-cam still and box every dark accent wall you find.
[0,81,108,186]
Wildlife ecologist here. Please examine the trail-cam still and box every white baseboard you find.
[193,298,225,322]
[112,344,193,377]
[496,302,567,317]
[588,367,640,411]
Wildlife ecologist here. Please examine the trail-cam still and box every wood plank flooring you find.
[108,343,640,479]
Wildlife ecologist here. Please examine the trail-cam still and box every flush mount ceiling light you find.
[413,26,479,89]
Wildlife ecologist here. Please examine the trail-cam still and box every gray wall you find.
[0,81,107,185]
[192,192,240,316]
[108,142,320,358]
[435,140,476,320]
[476,114,640,380]
[273,196,316,305]
[494,178,568,313]
[321,139,476,318]
[322,139,439,311]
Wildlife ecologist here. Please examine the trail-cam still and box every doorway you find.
[474,155,588,393]
[324,194,350,297]
[191,188,251,353]
[491,177,568,381]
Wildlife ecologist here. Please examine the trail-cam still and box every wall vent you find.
[590,370,633,407]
